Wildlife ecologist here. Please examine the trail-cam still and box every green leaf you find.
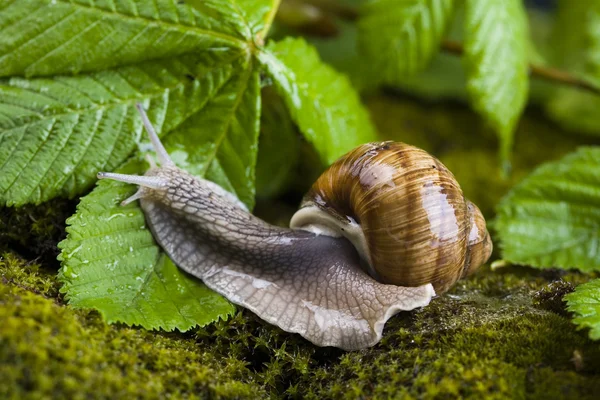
[185,0,280,40]
[58,159,235,331]
[358,0,455,82]
[463,0,529,163]
[0,0,248,78]
[495,147,600,271]
[0,50,250,207]
[258,37,377,165]
[565,279,600,340]
[308,19,366,90]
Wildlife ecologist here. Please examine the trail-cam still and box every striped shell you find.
[290,142,492,294]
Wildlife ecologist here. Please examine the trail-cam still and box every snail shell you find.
[98,105,492,350]
[290,142,492,294]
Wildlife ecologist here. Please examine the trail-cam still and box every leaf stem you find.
[258,0,283,44]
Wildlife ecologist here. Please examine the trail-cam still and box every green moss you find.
[0,253,264,399]
[296,271,600,399]
[1,252,60,298]
[4,247,600,398]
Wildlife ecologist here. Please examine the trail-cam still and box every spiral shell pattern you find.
[292,142,492,294]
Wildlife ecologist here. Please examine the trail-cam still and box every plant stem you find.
[258,0,283,44]
[441,40,600,96]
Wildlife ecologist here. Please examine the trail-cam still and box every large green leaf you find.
[0,50,246,206]
[358,0,455,82]
[58,56,260,330]
[0,0,253,78]
[463,0,529,163]
[495,147,600,271]
[58,159,236,331]
[258,37,377,165]
[565,279,600,341]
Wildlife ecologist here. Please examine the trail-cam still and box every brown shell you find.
[296,142,492,294]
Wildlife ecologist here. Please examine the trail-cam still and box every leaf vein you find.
[54,0,245,47]
[2,118,58,194]
[24,18,105,74]
[0,8,80,65]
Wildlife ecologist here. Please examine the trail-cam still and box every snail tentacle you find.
[135,102,174,167]
[96,172,168,189]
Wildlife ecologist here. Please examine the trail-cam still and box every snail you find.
[98,104,492,351]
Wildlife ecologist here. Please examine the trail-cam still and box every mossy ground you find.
[2,94,600,399]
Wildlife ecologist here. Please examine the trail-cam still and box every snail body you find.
[98,105,491,351]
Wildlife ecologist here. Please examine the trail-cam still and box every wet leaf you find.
[58,159,235,331]
[57,48,260,330]
[0,51,246,206]
[0,0,247,77]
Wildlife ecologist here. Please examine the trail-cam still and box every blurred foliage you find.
[358,0,455,80]
[496,148,600,271]
[543,2,600,135]
[302,0,600,139]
